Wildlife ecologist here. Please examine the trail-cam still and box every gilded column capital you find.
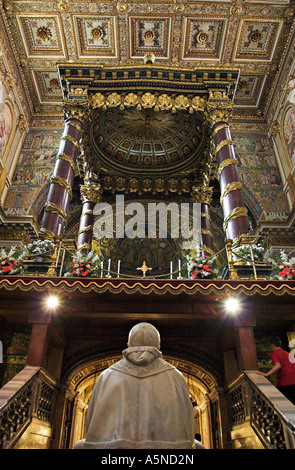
[191,185,213,205]
[80,182,102,204]
[205,100,233,129]
[63,100,89,123]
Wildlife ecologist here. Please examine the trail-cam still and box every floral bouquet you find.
[64,251,102,278]
[186,254,218,280]
[24,239,55,259]
[267,250,295,280]
[0,246,26,275]
[232,244,264,264]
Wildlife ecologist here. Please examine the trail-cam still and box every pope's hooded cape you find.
[74,323,195,449]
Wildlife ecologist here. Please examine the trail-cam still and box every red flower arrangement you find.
[64,251,102,278]
[278,264,295,279]
[0,257,24,275]
[186,255,218,280]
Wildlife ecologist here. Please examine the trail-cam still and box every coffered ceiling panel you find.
[182,17,227,61]
[1,0,293,124]
[129,16,172,59]
[73,15,118,58]
[233,19,283,62]
[16,14,66,58]
[32,70,63,104]
[234,74,267,108]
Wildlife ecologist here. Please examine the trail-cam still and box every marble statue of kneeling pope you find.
[73,322,205,449]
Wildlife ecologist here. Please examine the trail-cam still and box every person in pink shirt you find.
[256,336,295,405]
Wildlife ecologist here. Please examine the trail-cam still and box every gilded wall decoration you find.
[3,129,62,217]
[16,15,66,58]
[73,16,117,58]
[233,133,290,220]
[283,105,295,165]
[129,16,172,59]
[182,18,227,60]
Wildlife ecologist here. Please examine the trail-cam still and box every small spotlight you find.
[225,297,240,315]
[46,295,59,310]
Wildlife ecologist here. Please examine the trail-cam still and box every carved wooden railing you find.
[228,371,295,449]
[0,366,57,449]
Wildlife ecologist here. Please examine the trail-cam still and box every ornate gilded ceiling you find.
[1,0,294,126]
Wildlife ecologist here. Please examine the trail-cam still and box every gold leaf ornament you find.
[174,95,189,110]
[91,93,105,108]
[141,92,157,109]
[158,94,173,110]
[124,93,139,107]
[191,96,206,111]
[106,92,122,108]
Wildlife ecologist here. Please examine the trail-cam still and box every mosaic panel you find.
[32,71,63,104]
[4,129,62,217]
[74,16,117,58]
[129,16,172,59]
[283,106,295,165]
[16,15,65,58]
[182,18,227,60]
[234,20,282,62]
[233,133,290,220]
[234,75,266,107]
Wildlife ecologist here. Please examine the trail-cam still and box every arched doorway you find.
[57,350,224,449]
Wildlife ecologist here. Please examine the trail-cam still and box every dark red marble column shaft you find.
[201,202,214,258]
[76,201,96,252]
[212,122,249,241]
[40,118,82,239]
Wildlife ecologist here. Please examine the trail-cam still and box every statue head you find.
[127,322,161,349]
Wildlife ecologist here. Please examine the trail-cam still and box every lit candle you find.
[100,261,103,277]
[117,260,121,278]
[170,261,173,279]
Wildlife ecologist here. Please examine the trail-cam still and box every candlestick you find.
[100,261,103,278]
[170,261,173,279]
[106,258,111,278]
[177,259,182,280]
[117,260,121,278]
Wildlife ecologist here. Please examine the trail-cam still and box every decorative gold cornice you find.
[44,202,67,222]
[214,139,234,155]
[61,134,80,149]
[90,91,206,114]
[217,158,238,180]
[220,181,243,205]
[223,207,248,231]
[78,225,93,236]
[58,153,76,172]
[51,175,73,198]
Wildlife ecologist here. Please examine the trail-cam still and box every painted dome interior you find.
[90,107,206,176]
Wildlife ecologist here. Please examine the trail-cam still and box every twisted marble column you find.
[191,185,214,258]
[76,179,102,253]
[208,106,249,242]
[40,114,83,240]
